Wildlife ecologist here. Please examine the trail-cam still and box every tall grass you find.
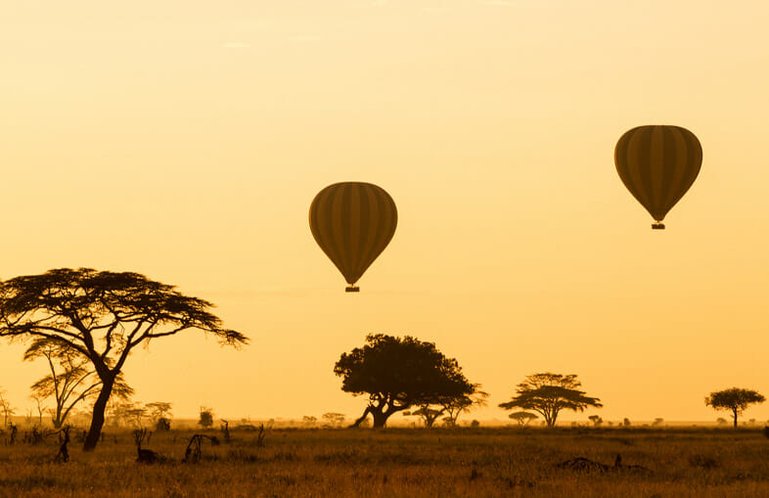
[1,427,768,497]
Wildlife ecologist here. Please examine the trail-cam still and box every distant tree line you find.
[1,268,768,456]
[333,335,603,429]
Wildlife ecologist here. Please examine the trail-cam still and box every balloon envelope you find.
[615,125,702,229]
[309,182,398,291]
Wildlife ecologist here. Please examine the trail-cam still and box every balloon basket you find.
[345,286,360,293]
[651,223,665,230]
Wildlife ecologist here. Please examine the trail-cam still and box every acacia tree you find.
[321,412,346,428]
[106,400,139,428]
[508,411,537,427]
[498,373,602,427]
[406,405,444,428]
[705,388,765,428]
[125,404,148,429]
[442,386,489,427]
[407,389,487,428]
[405,390,486,429]
[145,402,173,430]
[30,395,45,426]
[25,338,133,428]
[146,402,172,422]
[0,389,13,428]
[0,268,247,450]
[334,334,475,428]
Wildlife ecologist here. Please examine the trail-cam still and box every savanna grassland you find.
[2,427,769,497]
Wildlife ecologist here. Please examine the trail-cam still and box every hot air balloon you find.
[309,182,397,292]
[615,125,702,229]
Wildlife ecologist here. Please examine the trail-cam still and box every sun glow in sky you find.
[1,0,769,423]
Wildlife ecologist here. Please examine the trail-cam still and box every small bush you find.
[199,408,214,429]
[689,454,720,470]
[155,418,171,432]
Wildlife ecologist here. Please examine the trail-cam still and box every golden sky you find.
[1,0,769,424]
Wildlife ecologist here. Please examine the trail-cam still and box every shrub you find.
[199,407,214,428]
[155,418,171,431]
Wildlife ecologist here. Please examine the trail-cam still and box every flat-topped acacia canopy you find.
[0,268,248,450]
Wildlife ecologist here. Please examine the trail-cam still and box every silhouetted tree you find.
[145,402,173,431]
[107,400,136,428]
[30,395,45,427]
[199,407,214,428]
[156,417,171,432]
[588,415,603,427]
[405,405,444,428]
[334,334,474,428]
[705,388,765,428]
[499,373,602,428]
[0,268,247,450]
[442,385,488,427]
[405,384,487,428]
[106,400,146,428]
[126,404,148,429]
[25,338,133,428]
[321,412,346,428]
[0,389,13,428]
[508,411,537,427]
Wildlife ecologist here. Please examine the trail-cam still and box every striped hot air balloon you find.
[614,125,702,229]
[309,182,397,292]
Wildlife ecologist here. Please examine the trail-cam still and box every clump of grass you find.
[271,450,299,462]
[313,449,360,464]
[0,476,58,490]
[688,454,720,470]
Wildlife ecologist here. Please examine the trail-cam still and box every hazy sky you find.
[2,0,769,424]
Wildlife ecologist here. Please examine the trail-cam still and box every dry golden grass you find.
[2,426,769,497]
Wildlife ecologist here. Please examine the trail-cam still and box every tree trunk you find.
[545,411,557,428]
[371,410,389,428]
[351,406,392,428]
[83,378,114,451]
[350,407,372,428]
[53,404,64,428]
[424,409,444,428]
[733,408,738,429]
